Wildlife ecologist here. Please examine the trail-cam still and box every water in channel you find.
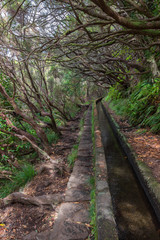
[97,102,160,240]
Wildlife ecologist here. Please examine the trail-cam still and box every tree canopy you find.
[0,0,160,161]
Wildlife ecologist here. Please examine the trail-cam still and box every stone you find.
[48,202,90,240]
[78,143,92,151]
[74,160,93,167]
[23,231,37,240]
[36,230,51,240]
[56,202,90,222]
[72,165,92,175]
[67,180,91,190]
[97,219,119,240]
[69,173,90,183]
[77,150,92,157]
[96,180,109,192]
[77,156,93,162]
[49,220,89,240]
[65,188,91,202]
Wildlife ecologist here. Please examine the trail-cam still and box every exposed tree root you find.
[0,170,13,180]
[0,192,64,208]
[37,160,66,177]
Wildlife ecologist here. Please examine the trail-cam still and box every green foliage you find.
[44,128,59,145]
[142,105,160,133]
[0,118,37,198]
[65,102,80,119]
[105,83,123,102]
[0,73,13,99]
[89,104,97,239]
[145,0,160,15]
[91,102,95,154]
[0,114,37,161]
[67,144,78,167]
[106,78,160,133]
[47,132,59,144]
[0,130,33,158]
[67,111,85,168]
[136,129,148,135]
[52,69,86,120]
[109,99,129,117]
[0,164,36,198]
[127,79,160,129]
[13,164,36,186]
[79,117,84,129]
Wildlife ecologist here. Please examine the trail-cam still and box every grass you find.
[47,132,59,144]
[136,129,148,135]
[67,144,78,167]
[0,164,36,198]
[91,102,95,141]
[67,111,85,168]
[44,127,60,145]
[105,79,160,134]
[89,102,98,240]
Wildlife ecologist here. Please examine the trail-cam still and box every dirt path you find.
[0,111,83,240]
[33,106,93,240]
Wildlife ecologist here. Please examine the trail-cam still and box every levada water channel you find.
[97,102,160,240]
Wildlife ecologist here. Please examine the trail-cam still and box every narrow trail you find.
[29,108,92,240]
[1,103,159,240]
[23,106,93,240]
[0,110,87,240]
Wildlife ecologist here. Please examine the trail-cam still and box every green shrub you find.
[0,164,36,198]
[143,105,160,133]
[47,132,59,144]
[13,164,36,187]
[105,79,160,133]
[67,144,78,167]
[44,128,59,144]
[109,99,129,117]
[105,83,122,102]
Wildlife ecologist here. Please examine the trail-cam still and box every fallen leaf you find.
[0,224,5,227]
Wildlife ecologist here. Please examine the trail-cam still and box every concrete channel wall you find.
[93,104,119,240]
[102,102,160,223]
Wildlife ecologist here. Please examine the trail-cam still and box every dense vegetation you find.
[0,0,160,196]
[105,78,160,133]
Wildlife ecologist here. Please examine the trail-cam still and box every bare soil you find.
[0,111,83,240]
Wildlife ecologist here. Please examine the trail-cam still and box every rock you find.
[23,231,37,240]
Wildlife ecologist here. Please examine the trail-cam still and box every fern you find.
[105,79,160,133]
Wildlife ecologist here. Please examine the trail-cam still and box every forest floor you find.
[0,111,83,240]
[0,103,160,239]
[105,103,160,183]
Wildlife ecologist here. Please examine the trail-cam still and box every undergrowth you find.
[105,79,160,133]
[67,113,85,168]
[0,164,36,198]
[88,102,97,240]
[45,129,59,144]
[67,144,78,167]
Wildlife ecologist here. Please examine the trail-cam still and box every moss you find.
[137,160,160,200]
[89,102,98,240]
